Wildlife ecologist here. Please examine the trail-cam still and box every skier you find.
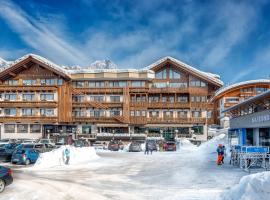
[145,141,149,155]
[221,145,226,164]
[216,144,224,165]
[64,147,70,165]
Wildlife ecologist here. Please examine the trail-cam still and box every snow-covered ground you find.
[0,136,250,200]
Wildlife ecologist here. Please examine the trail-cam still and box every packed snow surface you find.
[33,146,99,169]
[221,171,270,200]
[0,135,247,200]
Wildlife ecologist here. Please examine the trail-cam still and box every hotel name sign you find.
[252,114,270,124]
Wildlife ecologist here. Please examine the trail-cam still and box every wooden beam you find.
[22,64,28,69]
[9,72,16,77]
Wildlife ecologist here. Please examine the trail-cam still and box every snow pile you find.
[178,138,197,152]
[221,172,270,200]
[33,146,99,169]
[198,133,227,155]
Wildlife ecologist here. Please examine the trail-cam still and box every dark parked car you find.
[164,141,176,151]
[108,140,120,151]
[0,166,13,193]
[0,143,19,162]
[146,140,158,151]
[129,142,142,152]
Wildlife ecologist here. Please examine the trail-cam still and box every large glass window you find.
[156,69,166,79]
[149,111,159,117]
[89,95,104,102]
[73,81,84,88]
[23,79,36,85]
[82,125,91,134]
[5,80,18,85]
[40,93,54,101]
[163,111,173,118]
[88,81,105,88]
[4,108,16,116]
[73,95,84,102]
[110,96,121,102]
[178,110,188,118]
[30,124,41,133]
[169,69,181,79]
[178,96,188,102]
[110,109,121,116]
[256,87,268,94]
[109,81,127,88]
[192,126,203,135]
[22,108,35,116]
[169,82,187,88]
[22,94,35,101]
[4,93,16,101]
[4,124,15,133]
[131,81,145,87]
[152,82,167,88]
[40,79,57,85]
[40,108,55,116]
[259,128,270,146]
[17,124,28,133]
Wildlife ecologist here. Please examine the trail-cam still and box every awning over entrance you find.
[96,124,129,127]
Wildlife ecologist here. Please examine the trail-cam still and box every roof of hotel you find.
[144,56,223,86]
[223,89,270,113]
[214,79,270,97]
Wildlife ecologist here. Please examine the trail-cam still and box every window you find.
[178,96,188,102]
[23,79,36,85]
[40,79,56,85]
[136,111,140,116]
[22,108,35,116]
[178,110,188,118]
[192,111,201,118]
[162,96,167,102]
[57,79,63,85]
[73,81,84,88]
[149,96,159,102]
[256,87,268,93]
[22,94,35,101]
[82,125,91,134]
[191,96,195,102]
[190,78,207,87]
[169,68,181,79]
[169,82,187,88]
[17,124,28,133]
[196,96,201,102]
[131,81,145,87]
[73,95,84,102]
[201,96,206,102]
[149,111,159,117]
[73,109,85,117]
[225,97,239,103]
[40,93,54,101]
[169,96,174,103]
[156,69,166,79]
[109,81,127,87]
[207,111,212,118]
[4,108,16,116]
[152,82,167,88]
[4,93,16,101]
[89,109,105,117]
[163,111,173,118]
[110,96,121,102]
[130,111,135,116]
[30,124,41,133]
[5,80,18,85]
[89,95,104,102]
[88,81,105,88]
[192,126,203,135]
[40,108,55,116]
[142,111,146,117]
[4,124,15,133]
[110,109,121,116]
[241,87,253,92]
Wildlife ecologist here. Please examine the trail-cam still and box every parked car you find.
[15,143,54,153]
[92,141,104,150]
[0,143,19,162]
[0,166,13,193]
[0,139,17,145]
[108,140,120,151]
[55,142,65,148]
[11,148,39,165]
[164,141,176,151]
[129,142,142,152]
[38,139,55,145]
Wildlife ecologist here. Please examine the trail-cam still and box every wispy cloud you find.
[0,0,88,65]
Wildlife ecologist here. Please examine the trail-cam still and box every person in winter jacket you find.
[216,144,224,165]
[64,147,70,165]
[145,142,149,155]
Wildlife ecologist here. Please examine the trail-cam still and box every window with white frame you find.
[4,124,15,133]
[4,93,16,101]
[23,79,37,85]
[40,108,55,116]
[40,93,54,101]
[17,124,28,133]
[156,69,166,79]
[131,81,145,87]
[30,124,41,133]
[22,108,35,116]
[4,108,16,116]
[22,93,35,101]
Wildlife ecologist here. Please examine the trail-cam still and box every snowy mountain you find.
[0,57,9,68]
[87,59,117,70]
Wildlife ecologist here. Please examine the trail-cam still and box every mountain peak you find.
[88,59,117,70]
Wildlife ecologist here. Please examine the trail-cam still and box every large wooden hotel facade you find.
[0,54,225,143]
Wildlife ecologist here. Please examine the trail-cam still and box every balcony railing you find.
[0,85,58,91]
[148,102,190,108]
[0,116,58,122]
[0,101,57,107]
[148,87,189,93]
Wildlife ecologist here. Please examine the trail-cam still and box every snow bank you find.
[33,146,99,169]
[221,171,270,200]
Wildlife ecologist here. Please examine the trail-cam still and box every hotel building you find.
[0,54,223,144]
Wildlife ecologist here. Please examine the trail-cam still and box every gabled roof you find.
[144,56,223,86]
[0,54,70,80]
[214,79,270,99]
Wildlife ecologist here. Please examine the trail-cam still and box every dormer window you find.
[156,69,166,79]
[169,68,181,79]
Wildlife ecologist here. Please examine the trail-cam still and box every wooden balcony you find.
[147,117,207,124]
[72,88,123,94]
[72,116,118,123]
[129,88,149,93]
[189,87,208,95]
[72,101,123,108]
[0,101,58,108]
[148,102,190,108]
[130,102,148,108]
[0,85,58,92]
[0,116,58,123]
[148,87,189,93]
[130,117,147,125]
[190,102,214,109]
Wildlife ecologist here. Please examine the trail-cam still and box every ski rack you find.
[230,146,270,172]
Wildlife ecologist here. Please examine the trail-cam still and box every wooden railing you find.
[0,85,58,91]
[147,117,207,124]
[130,117,147,124]
[148,87,189,93]
[148,102,190,108]
[189,87,208,95]
[72,116,118,123]
[72,88,123,94]
[0,101,58,107]
[0,116,58,122]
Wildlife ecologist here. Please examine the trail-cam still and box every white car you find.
[92,141,105,150]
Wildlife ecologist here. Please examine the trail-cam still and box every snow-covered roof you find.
[215,79,270,97]
[144,56,223,86]
[0,54,69,76]
[68,68,153,74]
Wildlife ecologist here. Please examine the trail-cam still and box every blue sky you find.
[0,0,270,84]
